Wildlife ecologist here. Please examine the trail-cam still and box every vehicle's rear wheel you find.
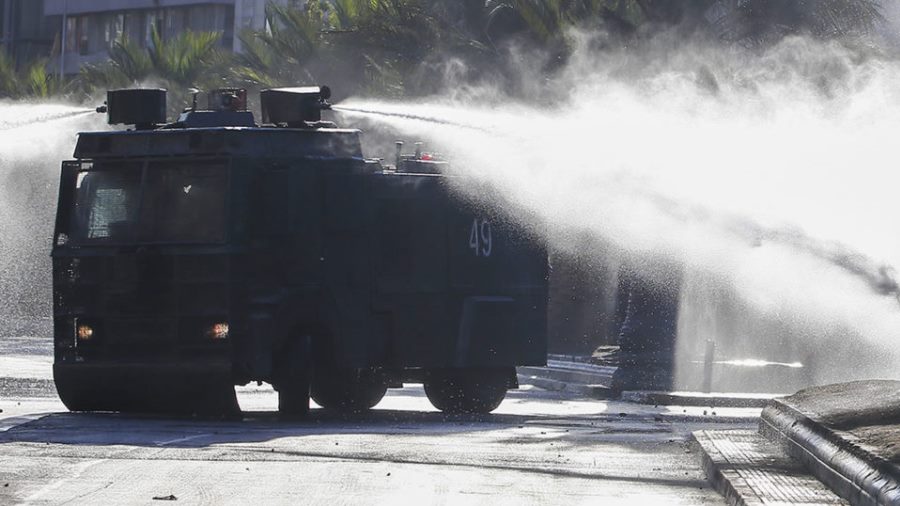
[423,368,510,414]
[274,335,311,417]
[311,369,387,413]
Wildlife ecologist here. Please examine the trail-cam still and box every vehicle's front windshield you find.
[70,160,228,245]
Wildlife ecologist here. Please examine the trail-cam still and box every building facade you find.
[43,0,294,74]
[1,0,56,67]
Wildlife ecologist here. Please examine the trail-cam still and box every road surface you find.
[0,335,758,505]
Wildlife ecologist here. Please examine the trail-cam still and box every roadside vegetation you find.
[0,0,887,101]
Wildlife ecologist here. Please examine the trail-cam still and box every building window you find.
[103,14,124,49]
[0,0,7,43]
[60,4,240,57]
[65,16,91,55]
[145,11,161,47]
[122,12,143,44]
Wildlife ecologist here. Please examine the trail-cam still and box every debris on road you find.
[152,494,177,501]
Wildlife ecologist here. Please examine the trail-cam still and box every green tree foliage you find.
[233,0,490,97]
[1,0,887,102]
[0,50,61,99]
[716,0,884,44]
[77,28,224,93]
[485,0,883,47]
[231,3,323,88]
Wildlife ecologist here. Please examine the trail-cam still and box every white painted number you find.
[468,218,492,257]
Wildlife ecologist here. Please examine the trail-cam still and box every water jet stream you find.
[332,105,489,133]
[0,108,94,131]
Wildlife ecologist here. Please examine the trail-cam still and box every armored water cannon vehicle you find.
[52,87,548,416]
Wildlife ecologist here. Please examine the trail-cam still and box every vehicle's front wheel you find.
[423,368,510,414]
[311,369,387,413]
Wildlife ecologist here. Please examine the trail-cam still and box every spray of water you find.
[335,35,900,391]
[0,106,94,131]
[0,102,104,337]
[0,35,896,391]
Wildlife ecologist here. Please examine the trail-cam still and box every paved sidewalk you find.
[694,429,846,505]
[694,380,900,505]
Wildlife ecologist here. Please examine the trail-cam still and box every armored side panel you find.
[367,173,548,369]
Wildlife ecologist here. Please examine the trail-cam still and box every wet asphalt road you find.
[0,336,758,505]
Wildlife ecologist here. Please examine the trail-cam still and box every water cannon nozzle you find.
[96,104,108,114]
[319,85,332,110]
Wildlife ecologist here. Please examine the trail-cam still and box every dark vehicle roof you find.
[74,127,364,160]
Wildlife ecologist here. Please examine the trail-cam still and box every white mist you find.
[0,102,101,336]
[336,35,900,392]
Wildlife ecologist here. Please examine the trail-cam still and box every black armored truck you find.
[51,87,548,416]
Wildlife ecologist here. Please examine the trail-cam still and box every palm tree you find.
[0,51,61,99]
[77,28,224,96]
[0,50,20,97]
[233,0,488,97]
[486,0,884,48]
[485,0,648,46]
[713,0,884,44]
[230,3,323,89]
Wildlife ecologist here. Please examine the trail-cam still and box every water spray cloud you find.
[336,34,900,386]
[0,102,104,336]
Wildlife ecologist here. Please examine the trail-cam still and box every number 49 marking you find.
[469,218,492,257]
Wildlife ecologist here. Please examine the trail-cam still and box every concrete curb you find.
[517,359,617,400]
[519,363,615,386]
[518,360,778,408]
[516,373,615,399]
[623,391,776,408]
[760,399,900,506]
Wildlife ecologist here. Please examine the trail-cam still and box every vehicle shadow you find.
[0,382,617,448]
[0,406,573,446]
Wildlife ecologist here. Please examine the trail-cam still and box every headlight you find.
[206,322,229,340]
[76,324,94,341]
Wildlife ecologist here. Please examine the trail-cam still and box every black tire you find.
[274,336,311,417]
[423,368,510,414]
[311,369,387,413]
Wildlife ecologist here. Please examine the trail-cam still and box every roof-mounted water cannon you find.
[260,86,332,127]
[99,89,167,130]
[175,88,255,128]
[207,88,248,112]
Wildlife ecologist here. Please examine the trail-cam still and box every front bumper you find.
[53,360,236,413]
